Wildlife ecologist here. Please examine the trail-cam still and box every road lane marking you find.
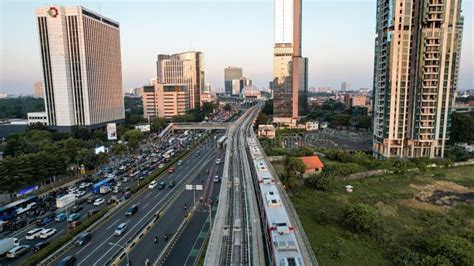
[106,220,120,230]
[93,151,216,265]
[76,242,91,255]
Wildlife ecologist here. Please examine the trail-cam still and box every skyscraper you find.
[33,81,44,98]
[224,66,243,95]
[373,0,464,159]
[156,51,204,110]
[273,0,308,124]
[341,81,350,92]
[36,6,125,130]
[142,82,189,120]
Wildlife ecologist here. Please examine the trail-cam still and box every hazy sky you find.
[0,0,472,95]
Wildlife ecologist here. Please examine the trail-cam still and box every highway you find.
[116,145,224,265]
[49,132,224,265]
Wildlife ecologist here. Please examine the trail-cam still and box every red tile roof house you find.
[298,156,325,177]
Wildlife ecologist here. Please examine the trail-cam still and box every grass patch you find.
[290,165,474,265]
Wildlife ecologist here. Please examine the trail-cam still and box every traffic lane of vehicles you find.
[51,141,216,265]
[0,196,111,265]
[123,157,224,265]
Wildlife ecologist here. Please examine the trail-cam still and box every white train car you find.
[247,137,304,266]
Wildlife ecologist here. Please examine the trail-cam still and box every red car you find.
[168,167,175,174]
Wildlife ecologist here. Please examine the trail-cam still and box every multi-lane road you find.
[50,132,225,265]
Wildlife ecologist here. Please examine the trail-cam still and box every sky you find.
[0,0,472,95]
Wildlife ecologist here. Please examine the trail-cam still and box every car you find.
[71,205,83,213]
[125,205,138,216]
[33,241,49,252]
[68,187,79,194]
[168,167,175,174]
[148,181,157,189]
[26,228,45,240]
[168,181,175,188]
[68,220,82,229]
[114,223,127,236]
[75,191,86,198]
[216,159,221,164]
[157,182,166,190]
[158,163,165,169]
[75,232,91,246]
[59,255,76,266]
[177,160,183,166]
[122,176,130,183]
[214,175,220,183]
[87,196,97,204]
[93,198,105,206]
[79,182,90,189]
[123,191,132,200]
[6,245,30,258]
[55,213,66,222]
[39,228,57,239]
[195,152,200,157]
[67,213,81,222]
[88,209,99,217]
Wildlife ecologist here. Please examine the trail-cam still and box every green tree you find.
[344,203,379,233]
[281,157,306,188]
[122,129,144,148]
[151,117,167,132]
[450,112,474,144]
[305,170,335,191]
[431,236,474,266]
[111,143,127,156]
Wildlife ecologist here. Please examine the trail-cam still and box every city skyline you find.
[0,0,473,95]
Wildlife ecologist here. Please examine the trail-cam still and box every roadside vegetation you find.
[290,166,474,266]
[0,97,44,119]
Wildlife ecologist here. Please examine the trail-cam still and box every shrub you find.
[430,236,474,266]
[344,203,379,233]
[305,171,335,191]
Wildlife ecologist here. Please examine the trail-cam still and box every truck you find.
[99,186,111,194]
[56,194,76,209]
[0,238,19,256]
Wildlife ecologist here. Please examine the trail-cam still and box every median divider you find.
[34,131,212,266]
[154,206,195,266]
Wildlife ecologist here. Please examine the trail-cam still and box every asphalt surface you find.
[49,133,222,266]
[0,133,188,266]
[118,144,224,265]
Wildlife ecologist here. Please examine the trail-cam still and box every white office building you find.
[36,6,125,131]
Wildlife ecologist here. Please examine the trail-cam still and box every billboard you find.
[135,124,151,132]
[107,123,117,140]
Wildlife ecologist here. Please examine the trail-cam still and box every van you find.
[114,223,127,236]
[26,228,44,240]
[75,232,91,246]
[125,205,138,216]
[6,245,29,258]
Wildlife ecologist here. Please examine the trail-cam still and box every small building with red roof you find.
[298,155,324,177]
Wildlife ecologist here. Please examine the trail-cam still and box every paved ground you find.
[49,133,223,266]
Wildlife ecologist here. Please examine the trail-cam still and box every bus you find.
[0,196,39,221]
[217,136,227,149]
[92,176,116,194]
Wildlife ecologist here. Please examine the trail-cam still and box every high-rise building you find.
[156,51,204,110]
[224,66,243,95]
[273,0,308,124]
[33,81,44,98]
[142,83,189,120]
[341,81,350,92]
[373,0,464,159]
[35,6,124,130]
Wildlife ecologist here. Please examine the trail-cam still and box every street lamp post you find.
[108,242,130,266]
[185,184,203,206]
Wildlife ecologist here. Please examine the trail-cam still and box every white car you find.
[214,175,220,183]
[75,191,86,198]
[39,228,57,239]
[26,228,44,240]
[68,187,79,194]
[93,198,105,206]
[216,159,221,165]
[148,181,157,189]
[79,182,91,189]
[114,223,127,236]
[158,164,165,169]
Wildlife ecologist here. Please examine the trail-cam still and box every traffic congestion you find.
[0,128,212,264]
